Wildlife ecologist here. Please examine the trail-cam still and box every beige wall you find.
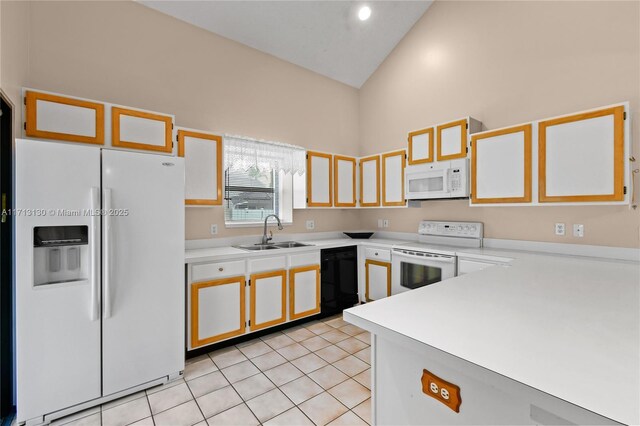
[1,1,30,132]
[359,0,640,248]
[3,1,639,246]
[18,0,362,239]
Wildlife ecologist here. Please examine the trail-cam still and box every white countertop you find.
[184,237,406,263]
[344,251,640,425]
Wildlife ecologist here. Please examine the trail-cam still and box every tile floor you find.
[51,315,371,426]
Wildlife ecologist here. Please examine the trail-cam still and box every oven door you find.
[391,250,456,295]
[405,169,450,199]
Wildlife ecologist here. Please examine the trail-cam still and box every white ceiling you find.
[139,1,432,88]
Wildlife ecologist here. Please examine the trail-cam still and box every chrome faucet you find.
[262,214,283,245]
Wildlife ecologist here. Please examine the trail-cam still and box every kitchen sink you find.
[273,241,311,248]
[232,241,312,251]
[233,244,281,251]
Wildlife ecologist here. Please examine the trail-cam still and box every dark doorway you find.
[0,92,15,418]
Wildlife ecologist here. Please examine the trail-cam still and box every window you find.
[224,135,306,227]
[224,167,278,223]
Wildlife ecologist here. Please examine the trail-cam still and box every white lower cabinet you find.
[365,259,391,301]
[250,268,287,331]
[187,251,321,350]
[289,265,320,320]
[190,276,246,349]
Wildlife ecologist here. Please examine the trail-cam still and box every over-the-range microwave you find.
[405,158,469,200]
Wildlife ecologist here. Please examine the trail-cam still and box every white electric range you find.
[391,221,484,295]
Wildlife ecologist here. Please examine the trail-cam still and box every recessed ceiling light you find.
[358,6,372,21]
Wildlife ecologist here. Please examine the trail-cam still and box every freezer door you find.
[101,149,185,395]
[15,139,101,422]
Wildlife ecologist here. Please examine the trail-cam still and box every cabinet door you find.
[289,265,320,320]
[112,107,173,153]
[471,124,532,204]
[307,151,333,207]
[408,127,434,165]
[437,119,468,161]
[334,155,356,207]
[365,260,391,301]
[178,129,223,206]
[382,151,406,206]
[25,90,105,145]
[359,155,380,207]
[250,270,287,331]
[539,106,625,203]
[191,276,246,349]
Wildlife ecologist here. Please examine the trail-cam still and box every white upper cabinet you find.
[334,155,356,207]
[112,106,173,154]
[437,117,482,161]
[539,105,626,203]
[408,127,434,165]
[24,90,105,145]
[307,151,333,207]
[471,124,533,204]
[177,129,222,206]
[382,150,406,206]
[359,155,380,207]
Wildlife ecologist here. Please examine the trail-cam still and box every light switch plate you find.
[306,220,315,230]
[573,224,584,237]
[383,219,390,228]
[377,219,383,228]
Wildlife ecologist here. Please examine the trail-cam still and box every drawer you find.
[191,260,246,282]
[249,256,287,273]
[289,251,321,268]
[364,247,391,261]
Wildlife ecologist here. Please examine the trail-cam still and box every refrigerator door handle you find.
[90,187,100,321]
[103,187,112,319]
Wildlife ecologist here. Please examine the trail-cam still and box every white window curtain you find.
[223,135,306,175]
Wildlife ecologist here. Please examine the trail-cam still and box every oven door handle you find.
[393,252,456,264]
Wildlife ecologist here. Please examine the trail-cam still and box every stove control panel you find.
[418,221,483,239]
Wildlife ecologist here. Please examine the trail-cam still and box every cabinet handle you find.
[375,252,379,256]
[218,267,224,271]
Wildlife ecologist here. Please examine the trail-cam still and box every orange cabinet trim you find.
[250,269,287,331]
[191,276,246,348]
[538,106,625,203]
[289,265,321,320]
[25,91,105,145]
[471,124,532,204]
[408,127,434,165]
[307,151,333,207]
[381,150,406,206]
[365,259,391,302]
[359,155,380,207]
[333,155,357,207]
[112,107,173,153]
[178,129,223,206]
[437,119,468,161]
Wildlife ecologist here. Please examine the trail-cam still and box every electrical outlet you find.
[421,369,461,413]
[377,219,384,228]
[383,219,389,228]
[555,223,565,236]
[306,220,315,230]
[210,224,218,235]
[573,224,584,238]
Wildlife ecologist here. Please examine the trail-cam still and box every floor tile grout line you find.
[180,372,209,425]
[143,392,156,426]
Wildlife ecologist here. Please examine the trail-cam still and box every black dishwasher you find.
[320,246,358,316]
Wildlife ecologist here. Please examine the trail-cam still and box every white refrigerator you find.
[15,139,185,424]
